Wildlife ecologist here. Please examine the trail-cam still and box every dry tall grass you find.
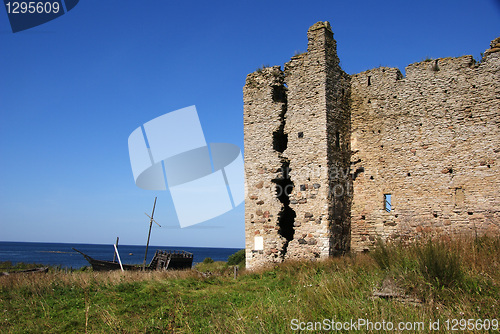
[0,235,498,333]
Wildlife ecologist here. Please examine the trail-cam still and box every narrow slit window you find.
[335,131,340,149]
[384,194,392,212]
[367,76,371,86]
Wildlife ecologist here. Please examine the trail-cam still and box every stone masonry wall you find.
[323,25,352,255]
[350,44,500,251]
[283,22,333,261]
[244,22,352,269]
[244,22,500,268]
[243,66,288,269]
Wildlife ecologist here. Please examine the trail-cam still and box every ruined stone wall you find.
[283,22,334,261]
[243,66,288,269]
[244,22,351,269]
[350,43,500,251]
[244,22,500,268]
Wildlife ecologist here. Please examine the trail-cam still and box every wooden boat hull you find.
[73,248,193,271]
[72,248,141,271]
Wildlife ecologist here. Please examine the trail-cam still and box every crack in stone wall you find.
[271,85,296,259]
[272,91,288,153]
[272,160,296,259]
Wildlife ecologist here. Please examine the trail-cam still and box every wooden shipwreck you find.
[73,197,193,271]
[73,248,193,271]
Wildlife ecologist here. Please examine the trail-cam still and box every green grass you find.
[255,64,270,73]
[0,261,48,271]
[1,236,499,333]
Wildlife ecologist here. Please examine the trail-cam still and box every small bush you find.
[0,261,13,269]
[77,266,91,272]
[202,257,214,264]
[256,64,270,73]
[227,249,245,266]
[371,239,392,270]
[416,240,462,288]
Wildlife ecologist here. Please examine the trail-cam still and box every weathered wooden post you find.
[143,197,157,271]
[112,237,119,263]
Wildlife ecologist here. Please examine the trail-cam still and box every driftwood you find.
[1,267,49,276]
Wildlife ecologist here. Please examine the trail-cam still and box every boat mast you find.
[112,236,119,262]
[143,197,159,270]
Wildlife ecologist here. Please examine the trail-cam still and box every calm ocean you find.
[0,241,242,269]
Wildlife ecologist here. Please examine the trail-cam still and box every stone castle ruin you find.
[244,21,500,269]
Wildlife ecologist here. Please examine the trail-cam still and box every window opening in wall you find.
[272,85,286,103]
[335,131,340,149]
[367,76,371,86]
[384,194,392,212]
[298,132,304,138]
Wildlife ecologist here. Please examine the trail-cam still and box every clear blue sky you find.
[1,0,499,248]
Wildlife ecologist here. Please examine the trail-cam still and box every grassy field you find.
[0,236,499,333]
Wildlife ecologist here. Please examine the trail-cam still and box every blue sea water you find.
[0,241,242,269]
